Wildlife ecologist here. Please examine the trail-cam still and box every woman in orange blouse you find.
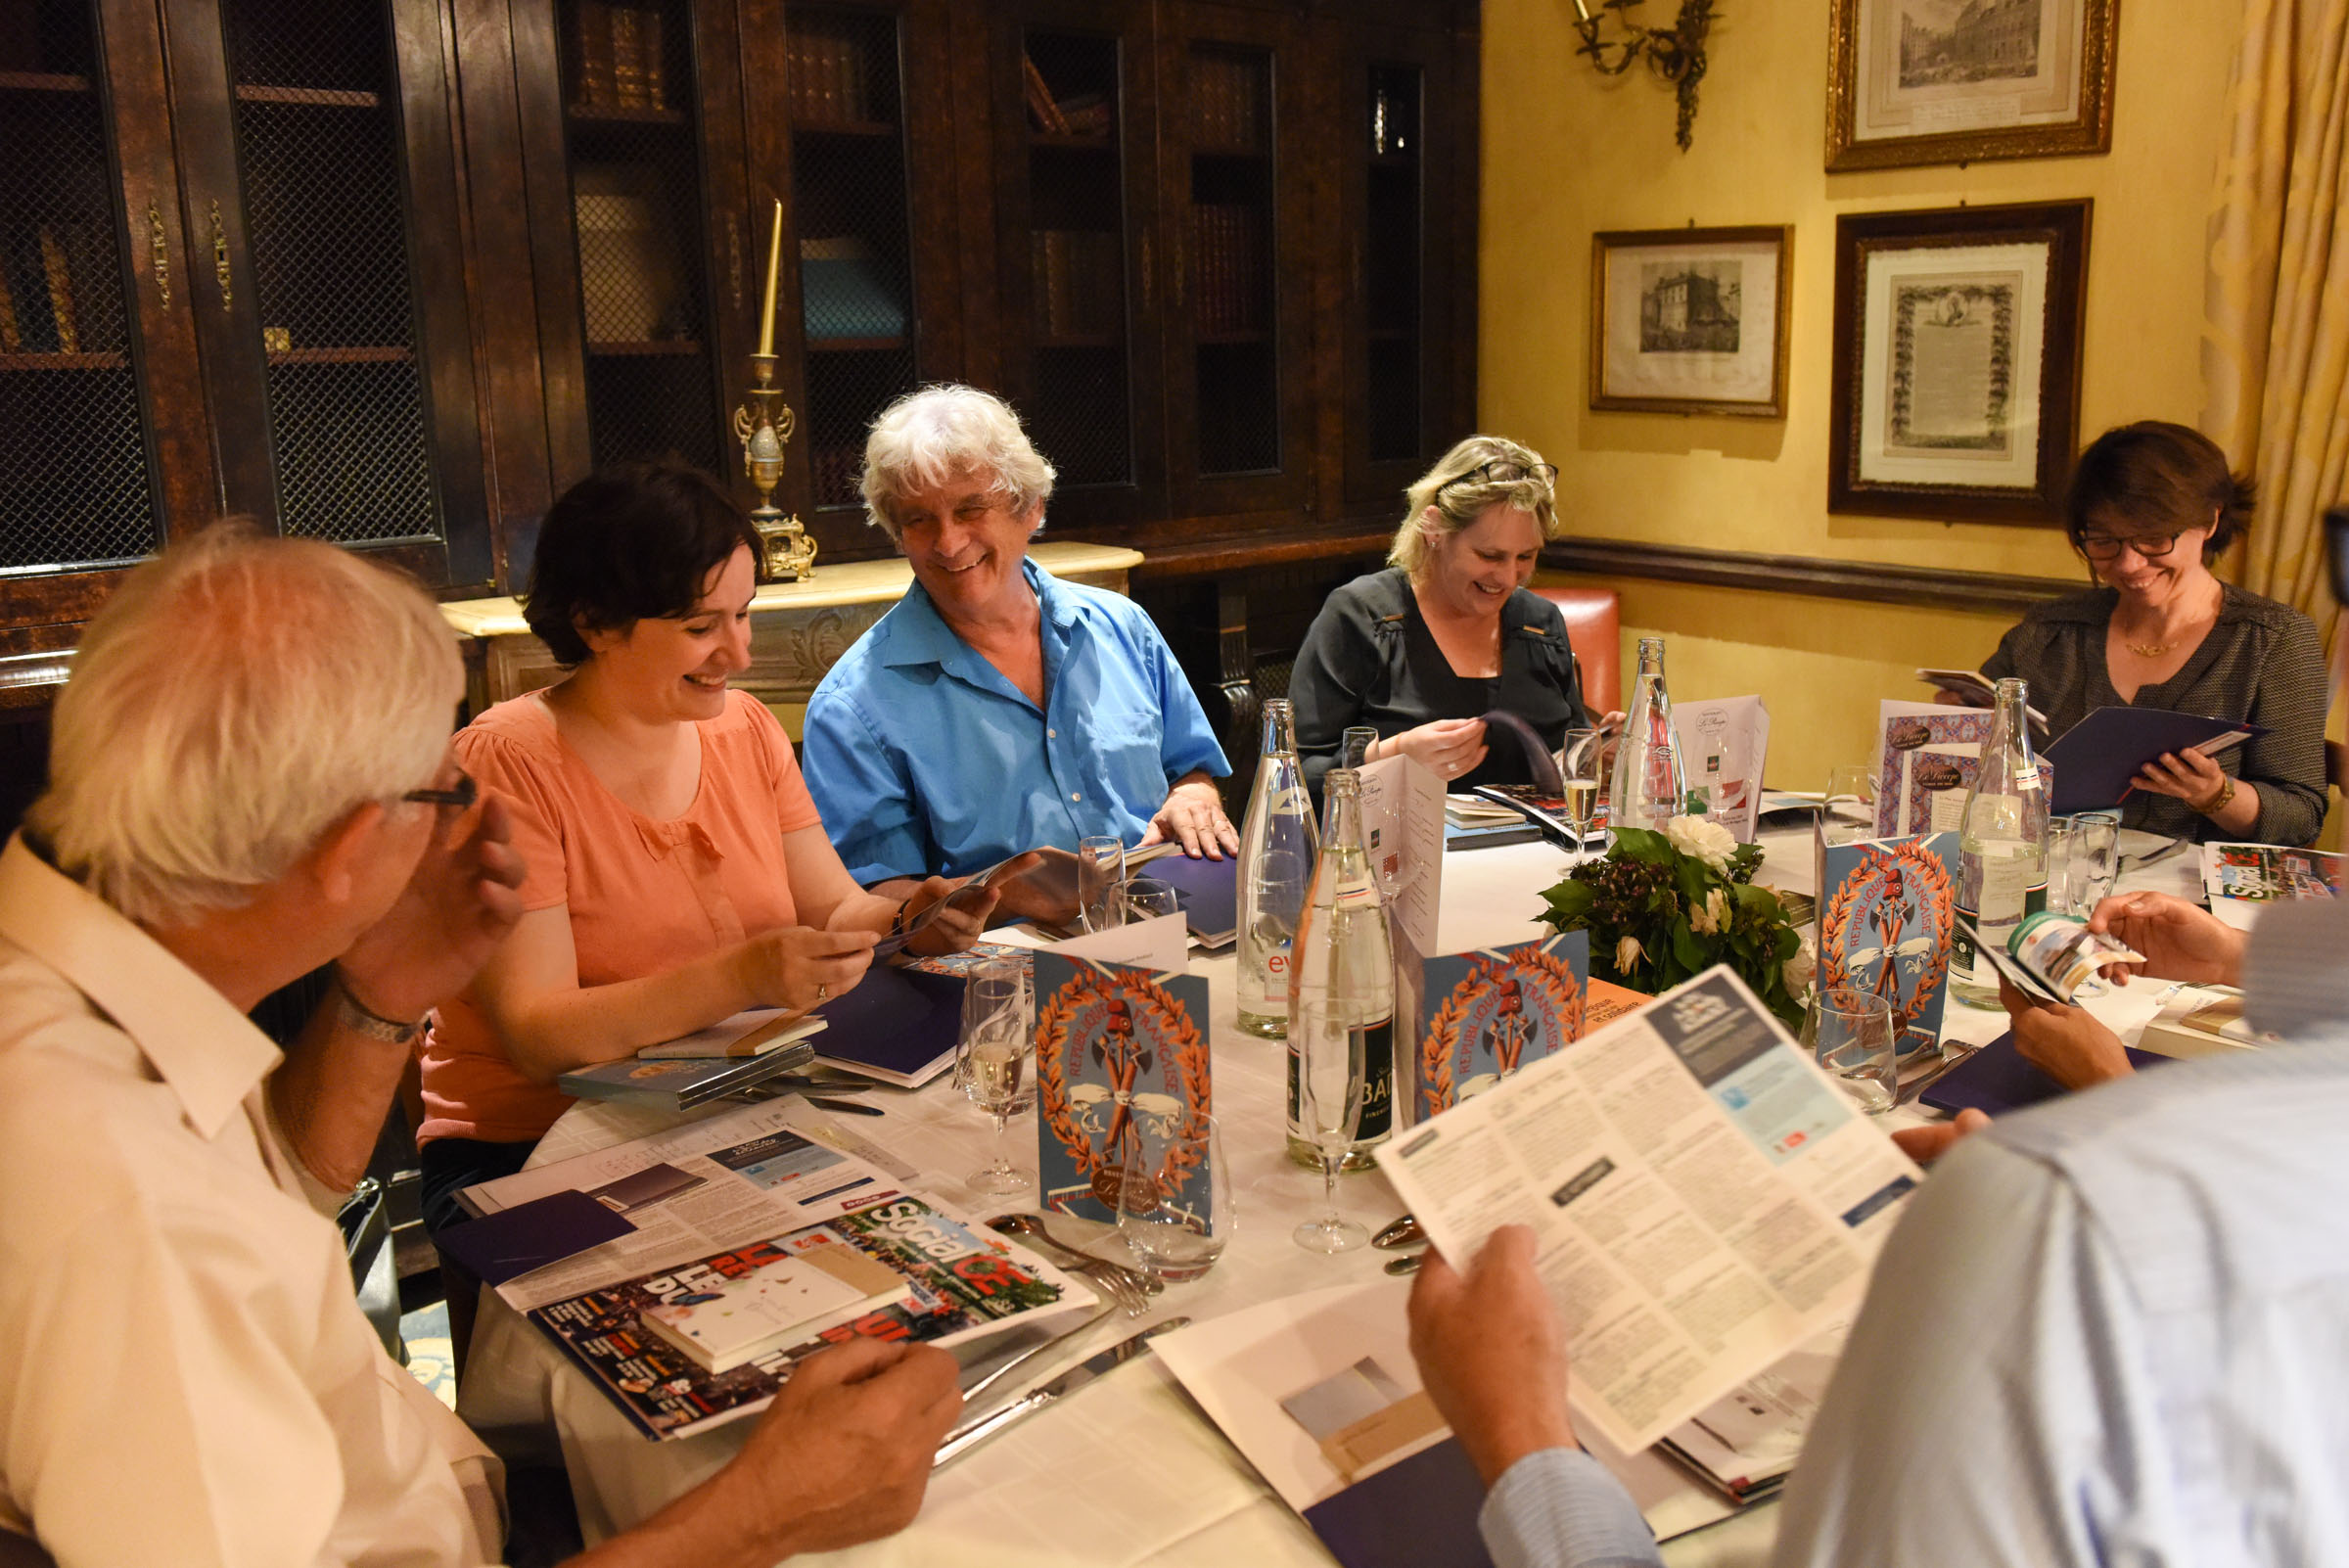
[416,463,995,1233]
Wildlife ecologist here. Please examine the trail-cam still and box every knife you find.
[934,1316,1189,1468]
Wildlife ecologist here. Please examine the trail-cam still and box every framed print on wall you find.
[1825,0,2118,172]
[1589,226,1793,418]
[1827,201,2091,525]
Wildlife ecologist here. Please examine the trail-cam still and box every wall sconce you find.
[1572,0,1718,151]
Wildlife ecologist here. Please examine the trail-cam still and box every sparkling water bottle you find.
[1952,676,2050,1008]
[1610,636,1693,833]
[1286,769,1396,1170]
[1235,700,1318,1038]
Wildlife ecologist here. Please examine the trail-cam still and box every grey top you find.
[1979,581,2327,846]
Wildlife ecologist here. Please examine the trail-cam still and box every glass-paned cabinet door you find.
[990,4,1162,524]
[550,0,725,474]
[0,0,162,576]
[1348,57,1426,498]
[1162,2,1311,518]
[786,2,919,518]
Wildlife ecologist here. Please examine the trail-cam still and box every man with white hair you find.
[0,526,959,1565]
[801,384,1236,888]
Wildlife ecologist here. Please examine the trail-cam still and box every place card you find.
[1032,950,1213,1223]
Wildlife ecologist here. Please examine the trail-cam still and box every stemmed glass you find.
[1114,1115,1234,1283]
[1292,998,1368,1254]
[1823,763,1878,846]
[1341,724,1379,771]
[1803,986,1898,1114]
[956,956,1035,1196]
[1559,727,1603,860]
[1122,875,1180,924]
[1078,835,1126,932]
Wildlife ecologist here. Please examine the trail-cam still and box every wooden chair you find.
[1530,585,1622,715]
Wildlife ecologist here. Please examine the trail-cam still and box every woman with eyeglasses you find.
[1289,437,1592,794]
[1975,421,2326,845]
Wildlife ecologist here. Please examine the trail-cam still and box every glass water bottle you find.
[1286,769,1396,1170]
[1609,636,1693,833]
[1235,700,1318,1038]
[1951,676,2050,1009]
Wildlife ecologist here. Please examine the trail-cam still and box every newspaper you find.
[1374,968,1920,1455]
[1673,696,1770,842]
[458,1097,920,1312]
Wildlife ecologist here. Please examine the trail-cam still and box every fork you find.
[986,1214,1158,1316]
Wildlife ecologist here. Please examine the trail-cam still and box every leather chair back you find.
[1531,585,1621,715]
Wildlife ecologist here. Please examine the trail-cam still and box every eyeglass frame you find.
[401,769,478,811]
[1433,458,1559,502]
[2075,530,2189,563]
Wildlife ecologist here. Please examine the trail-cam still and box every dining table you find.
[455,821,2210,1567]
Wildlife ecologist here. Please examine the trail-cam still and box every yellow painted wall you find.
[1488,0,2243,788]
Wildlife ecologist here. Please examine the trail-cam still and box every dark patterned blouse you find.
[1980,582,2327,846]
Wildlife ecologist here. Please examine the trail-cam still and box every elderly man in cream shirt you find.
[0,526,960,1567]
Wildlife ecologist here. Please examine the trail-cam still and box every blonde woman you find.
[1290,437,1589,793]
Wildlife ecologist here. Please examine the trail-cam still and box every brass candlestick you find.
[733,352,816,581]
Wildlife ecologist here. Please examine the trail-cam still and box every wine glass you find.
[1077,835,1126,932]
[956,956,1034,1196]
[1114,1115,1234,1283]
[1823,763,1878,847]
[1341,724,1379,770]
[1803,986,1897,1114]
[1292,999,1368,1254]
[1559,727,1603,859]
[2069,810,2120,913]
[1121,875,1180,924]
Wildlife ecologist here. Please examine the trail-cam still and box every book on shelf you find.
[1058,91,1113,137]
[0,254,20,353]
[38,228,76,355]
[571,0,615,110]
[1022,53,1069,134]
[573,162,682,342]
[608,5,646,110]
[789,30,869,123]
[1190,53,1261,149]
[1031,230,1122,339]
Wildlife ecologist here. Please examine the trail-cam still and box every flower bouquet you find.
[1538,815,1809,1029]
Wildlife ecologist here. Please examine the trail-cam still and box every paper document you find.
[1375,968,1920,1455]
[1358,754,1444,960]
[457,1096,914,1311]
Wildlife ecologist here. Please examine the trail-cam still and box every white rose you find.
[1616,935,1645,973]
[1784,941,1817,995]
[1664,814,1737,873]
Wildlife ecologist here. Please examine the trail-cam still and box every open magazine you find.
[1376,968,1920,1456]
[1957,909,2143,1004]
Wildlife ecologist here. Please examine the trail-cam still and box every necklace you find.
[2126,639,2174,658]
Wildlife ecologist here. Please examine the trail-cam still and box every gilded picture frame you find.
[1827,201,2091,525]
[1825,0,2118,172]
[1589,225,1793,418]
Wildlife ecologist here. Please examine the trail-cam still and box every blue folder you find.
[1921,1030,2166,1118]
[2042,707,2265,814]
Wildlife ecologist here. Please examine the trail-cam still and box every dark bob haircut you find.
[523,461,762,667]
[2064,421,2253,562]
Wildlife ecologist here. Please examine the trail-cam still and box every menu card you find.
[1031,949,1213,1223]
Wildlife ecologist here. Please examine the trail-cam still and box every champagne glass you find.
[957,957,1034,1196]
[1823,763,1878,847]
[1292,999,1368,1253]
[1559,727,1603,859]
[1341,724,1379,770]
[1115,1115,1234,1282]
[1122,875,1180,924]
[1078,835,1126,932]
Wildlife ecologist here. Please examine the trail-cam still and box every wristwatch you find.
[2192,775,2238,816]
[330,967,426,1044]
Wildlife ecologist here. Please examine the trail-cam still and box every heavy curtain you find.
[2202,0,2349,632]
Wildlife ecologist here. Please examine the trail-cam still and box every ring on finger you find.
[813,983,830,1005]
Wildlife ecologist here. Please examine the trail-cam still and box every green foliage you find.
[1538,824,1805,1030]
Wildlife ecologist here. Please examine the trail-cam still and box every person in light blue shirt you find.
[1407,887,2349,1568]
[802,385,1234,887]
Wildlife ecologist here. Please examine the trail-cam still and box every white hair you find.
[25,522,463,927]
[858,384,1056,543]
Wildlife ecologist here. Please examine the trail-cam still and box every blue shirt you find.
[1486,899,2349,1568]
[801,558,1229,884]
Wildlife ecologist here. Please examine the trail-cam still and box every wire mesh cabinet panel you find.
[1159,1,1313,520]
[0,0,172,594]
[160,0,490,588]
[987,1,1164,528]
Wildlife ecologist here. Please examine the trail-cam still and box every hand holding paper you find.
[1405,1226,1576,1487]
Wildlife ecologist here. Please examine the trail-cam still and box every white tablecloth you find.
[455,827,2204,1566]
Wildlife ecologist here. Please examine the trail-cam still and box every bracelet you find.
[888,899,916,938]
[2189,775,2237,816]
[330,966,426,1045]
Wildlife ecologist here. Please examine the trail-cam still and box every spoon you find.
[1372,1214,1425,1250]
[1383,1252,1424,1276]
